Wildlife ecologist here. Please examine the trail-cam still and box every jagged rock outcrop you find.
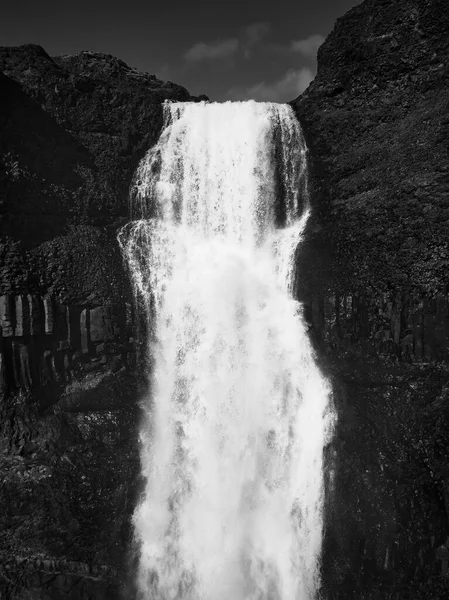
[292,0,449,296]
[0,44,205,599]
[291,0,449,597]
[0,44,196,243]
[0,44,203,282]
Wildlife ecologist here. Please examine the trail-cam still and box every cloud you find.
[244,22,271,56]
[226,67,314,103]
[184,38,239,62]
[290,34,325,58]
[184,22,271,64]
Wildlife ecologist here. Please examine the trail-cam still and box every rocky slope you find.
[291,0,449,597]
[0,44,205,599]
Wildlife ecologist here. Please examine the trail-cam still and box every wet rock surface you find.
[291,0,449,597]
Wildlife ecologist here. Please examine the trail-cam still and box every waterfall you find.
[118,100,333,600]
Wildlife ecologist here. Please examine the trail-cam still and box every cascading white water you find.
[118,100,333,600]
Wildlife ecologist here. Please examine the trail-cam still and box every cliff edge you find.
[291,1,449,597]
[0,45,204,599]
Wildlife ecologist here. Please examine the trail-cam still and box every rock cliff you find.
[291,0,449,597]
[0,44,205,599]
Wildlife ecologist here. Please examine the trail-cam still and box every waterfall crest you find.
[119,100,332,600]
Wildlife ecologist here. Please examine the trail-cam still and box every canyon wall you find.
[0,44,205,599]
[291,0,449,597]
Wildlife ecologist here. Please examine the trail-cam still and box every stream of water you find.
[118,100,332,600]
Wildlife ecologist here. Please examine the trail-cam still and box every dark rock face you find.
[0,44,195,248]
[0,44,203,599]
[291,0,449,597]
[292,0,449,295]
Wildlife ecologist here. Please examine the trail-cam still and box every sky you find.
[1,0,361,102]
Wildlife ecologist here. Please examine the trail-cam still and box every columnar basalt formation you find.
[0,44,204,599]
[291,0,449,597]
[0,293,134,401]
[302,291,449,362]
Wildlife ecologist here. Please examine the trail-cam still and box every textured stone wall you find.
[0,294,134,400]
[304,291,449,362]
[290,1,449,596]
[0,43,198,598]
[0,294,140,599]
[0,558,121,599]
